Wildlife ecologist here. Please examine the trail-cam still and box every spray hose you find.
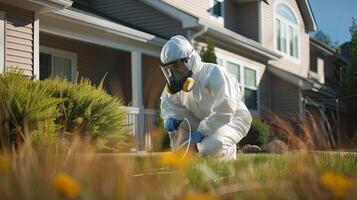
[169,118,192,160]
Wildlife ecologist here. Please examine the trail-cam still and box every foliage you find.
[200,38,217,64]
[0,71,129,151]
[1,139,357,199]
[0,71,59,147]
[340,19,357,94]
[39,77,128,138]
[314,30,339,48]
[238,118,270,147]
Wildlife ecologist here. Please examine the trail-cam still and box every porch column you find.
[131,51,144,151]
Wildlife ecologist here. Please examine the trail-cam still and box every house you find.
[0,0,342,150]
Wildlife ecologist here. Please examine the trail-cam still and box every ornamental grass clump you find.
[40,77,128,138]
[0,71,60,148]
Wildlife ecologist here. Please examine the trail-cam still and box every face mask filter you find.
[160,53,195,94]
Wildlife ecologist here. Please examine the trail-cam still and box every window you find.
[0,11,5,73]
[275,3,299,59]
[226,61,240,82]
[211,0,224,17]
[40,47,77,82]
[224,59,258,111]
[244,68,257,110]
[216,57,223,66]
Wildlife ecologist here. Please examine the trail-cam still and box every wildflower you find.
[183,193,217,200]
[320,171,352,198]
[0,155,10,173]
[159,150,194,170]
[53,172,81,199]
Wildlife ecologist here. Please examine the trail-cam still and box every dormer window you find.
[211,0,224,17]
[275,3,299,59]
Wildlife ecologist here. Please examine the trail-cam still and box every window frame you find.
[0,11,5,73]
[274,2,300,62]
[217,55,260,115]
[209,0,224,23]
[40,46,77,82]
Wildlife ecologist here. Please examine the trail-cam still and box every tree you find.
[314,30,339,48]
[341,18,357,96]
[200,38,217,64]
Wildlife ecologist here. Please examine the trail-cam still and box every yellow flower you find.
[0,155,10,173]
[183,193,217,200]
[159,150,194,170]
[320,171,352,198]
[53,172,81,199]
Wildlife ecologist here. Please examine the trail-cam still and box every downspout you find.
[189,26,208,44]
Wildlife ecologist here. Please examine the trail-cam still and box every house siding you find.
[89,0,184,38]
[40,33,132,105]
[224,1,259,41]
[161,0,213,22]
[262,0,310,79]
[1,3,34,77]
[270,74,300,114]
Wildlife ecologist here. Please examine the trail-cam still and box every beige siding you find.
[262,0,310,79]
[270,74,300,114]
[40,33,132,104]
[162,0,213,21]
[1,3,34,76]
[225,1,259,41]
[89,0,183,38]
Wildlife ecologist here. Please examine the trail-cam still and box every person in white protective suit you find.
[159,35,252,160]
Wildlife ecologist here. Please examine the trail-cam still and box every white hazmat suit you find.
[160,35,252,160]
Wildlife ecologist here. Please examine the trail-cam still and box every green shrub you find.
[0,71,129,151]
[0,71,60,146]
[39,77,128,138]
[239,117,270,147]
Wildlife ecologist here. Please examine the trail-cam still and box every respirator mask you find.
[160,51,195,94]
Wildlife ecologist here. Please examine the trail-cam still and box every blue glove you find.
[164,118,181,132]
[185,131,204,143]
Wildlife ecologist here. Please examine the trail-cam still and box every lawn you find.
[1,141,356,200]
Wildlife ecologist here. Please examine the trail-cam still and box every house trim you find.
[40,45,77,82]
[199,18,281,61]
[33,11,40,79]
[0,11,5,73]
[40,14,162,57]
[310,37,335,56]
[47,8,167,46]
[29,0,73,11]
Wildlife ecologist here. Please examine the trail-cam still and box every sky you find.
[309,0,357,44]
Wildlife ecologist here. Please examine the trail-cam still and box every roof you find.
[310,37,336,56]
[296,0,318,32]
[142,0,281,61]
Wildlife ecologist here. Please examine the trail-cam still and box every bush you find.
[39,77,128,138]
[0,71,129,151]
[0,71,60,147]
[239,117,270,147]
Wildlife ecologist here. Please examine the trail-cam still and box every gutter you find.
[199,19,281,60]
[190,26,208,44]
[29,0,73,10]
[310,37,336,55]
